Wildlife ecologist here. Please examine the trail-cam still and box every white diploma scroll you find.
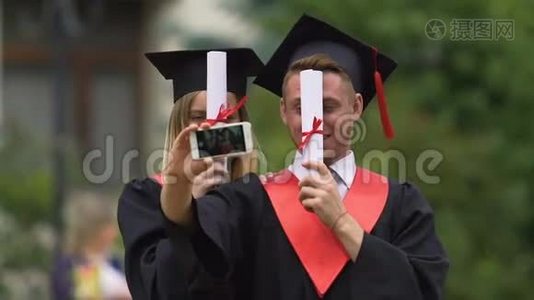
[206,51,228,120]
[206,51,228,169]
[300,69,323,177]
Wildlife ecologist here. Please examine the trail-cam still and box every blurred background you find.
[1,0,533,298]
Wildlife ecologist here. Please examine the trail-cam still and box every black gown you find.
[189,173,449,300]
[117,177,233,300]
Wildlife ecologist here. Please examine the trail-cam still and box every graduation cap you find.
[254,14,398,139]
[145,48,264,102]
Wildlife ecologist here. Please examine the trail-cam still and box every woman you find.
[52,192,131,300]
[117,48,263,299]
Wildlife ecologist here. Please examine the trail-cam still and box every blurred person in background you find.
[51,192,131,300]
[117,48,264,299]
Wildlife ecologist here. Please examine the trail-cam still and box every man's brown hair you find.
[282,53,355,97]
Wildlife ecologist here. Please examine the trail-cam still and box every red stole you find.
[151,173,163,185]
[263,168,389,297]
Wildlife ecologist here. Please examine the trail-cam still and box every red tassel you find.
[372,48,394,139]
[374,71,394,139]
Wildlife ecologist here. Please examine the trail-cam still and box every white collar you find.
[288,150,356,188]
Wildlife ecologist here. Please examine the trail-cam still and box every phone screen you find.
[195,124,246,158]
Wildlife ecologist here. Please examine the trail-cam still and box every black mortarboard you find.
[254,14,398,139]
[145,48,264,102]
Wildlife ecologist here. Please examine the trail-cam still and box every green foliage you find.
[0,171,52,226]
[0,124,54,226]
[0,218,52,270]
[0,124,54,280]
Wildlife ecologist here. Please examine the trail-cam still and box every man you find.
[161,15,449,299]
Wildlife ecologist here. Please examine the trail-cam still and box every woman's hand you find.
[191,159,230,198]
[163,124,210,183]
[258,172,274,184]
[160,124,210,225]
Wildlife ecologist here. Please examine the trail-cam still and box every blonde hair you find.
[63,192,116,256]
[162,91,259,179]
[282,53,355,97]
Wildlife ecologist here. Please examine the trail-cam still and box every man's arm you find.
[330,214,364,260]
[299,161,364,260]
[348,182,449,299]
[300,161,449,299]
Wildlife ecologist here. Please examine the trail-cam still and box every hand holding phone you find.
[189,122,253,160]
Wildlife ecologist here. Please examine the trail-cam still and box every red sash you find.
[151,173,163,185]
[263,168,389,297]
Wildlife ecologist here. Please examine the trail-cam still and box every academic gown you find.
[117,177,233,300]
[189,171,449,300]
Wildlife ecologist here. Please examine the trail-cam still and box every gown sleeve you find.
[343,181,449,300]
[190,173,265,279]
[117,178,194,300]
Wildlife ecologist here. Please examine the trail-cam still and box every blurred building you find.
[3,0,146,186]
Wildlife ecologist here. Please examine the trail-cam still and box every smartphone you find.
[190,122,253,160]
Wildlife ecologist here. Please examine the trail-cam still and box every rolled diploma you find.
[300,69,323,178]
[206,51,228,168]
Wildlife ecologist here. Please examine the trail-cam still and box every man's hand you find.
[299,161,364,261]
[299,161,345,228]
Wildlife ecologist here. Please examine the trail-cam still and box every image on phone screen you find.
[195,125,246,158]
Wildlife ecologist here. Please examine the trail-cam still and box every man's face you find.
[280,72,363,163]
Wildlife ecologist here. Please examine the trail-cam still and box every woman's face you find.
[188,91,241,125]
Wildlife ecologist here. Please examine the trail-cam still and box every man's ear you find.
[279,97,288,125]
[352,92,364,120]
